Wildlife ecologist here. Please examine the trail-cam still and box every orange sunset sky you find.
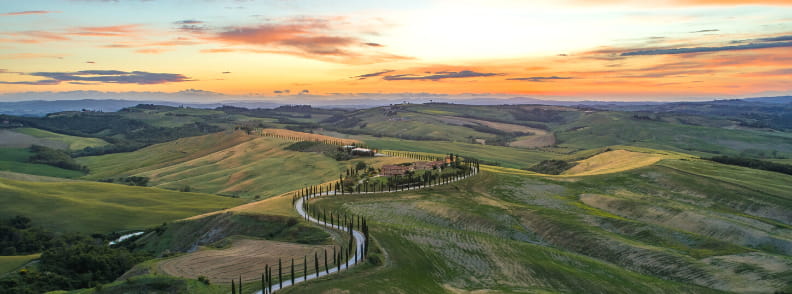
[1,0,791,101]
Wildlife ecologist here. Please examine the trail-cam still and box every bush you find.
[367,254,384,265]
[526,160,576,175]
[28,145,88,172]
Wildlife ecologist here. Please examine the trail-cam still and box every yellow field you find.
[562,149,666,176]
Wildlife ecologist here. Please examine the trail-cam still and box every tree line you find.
[708,155,792,176]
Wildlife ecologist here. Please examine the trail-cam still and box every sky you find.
[1,0,791,102]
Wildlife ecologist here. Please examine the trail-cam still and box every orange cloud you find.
[68,25,142,37]
[199,17,408,64]
[0,10,60,16]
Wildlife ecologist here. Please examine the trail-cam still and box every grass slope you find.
[289,157,791,293]
[0,178,245,234]
[0,254,40,275]
[12,127,108,150]
[556,111,792,158]
[0,148,84,178]
[80,131,408,199]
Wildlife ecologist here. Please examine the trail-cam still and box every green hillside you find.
[0,178,244,234]
[0,148,85,178]
[291,156,792,293]
[11,128,108,150]
[79,131,406,198]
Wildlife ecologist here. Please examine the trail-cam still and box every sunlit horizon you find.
[1,0,791,101]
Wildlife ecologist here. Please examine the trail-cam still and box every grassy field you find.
[80,131,410,199]
[361,136,557,169]
[12,127,108,150]
[0,254,40,275]
[555,111,792,158]
[0,177,245,234]
[280,156,792,293]
[0,147,85,178]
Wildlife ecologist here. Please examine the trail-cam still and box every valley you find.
[0,101,790,293]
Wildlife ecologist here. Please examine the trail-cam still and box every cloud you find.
[0,70,192,85]
[300,89,310,94]
[68,24,141,37]
[507,76,574,82]
[0,10,61,16]
[175,20,203,25]
[352,69,394,80]
[274,89,290,94]
[195,17,407,64]
[86,61,95,64]
[758,35,792,42]
[691,29,719,33]
[222,71,231,74]
[0,79,60,85]
[383,70,501,81]
[621,41,792,56]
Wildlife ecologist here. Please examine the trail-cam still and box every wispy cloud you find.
[0,70,192,85]
[0,10,61,16]
[196,16,407,64]
[507,76,574,82]
[383,70,501,81]
[621,41,792,56]
[352,69,394,80]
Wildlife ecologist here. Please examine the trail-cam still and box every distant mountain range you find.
[0,92,789,117]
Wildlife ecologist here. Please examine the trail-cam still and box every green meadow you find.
[0,177,245,234]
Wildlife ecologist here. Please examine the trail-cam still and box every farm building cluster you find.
[380,160,445,176]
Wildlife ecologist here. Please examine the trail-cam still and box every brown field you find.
[0,129,67,149]
[158,239,336,284]
[436,116,555,148]
[258,128,361,145]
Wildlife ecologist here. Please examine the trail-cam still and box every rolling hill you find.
[287,156,792,293]
[78,131,409,198]
[0,177,245,234]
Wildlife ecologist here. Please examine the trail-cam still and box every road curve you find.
[256,166,478,293]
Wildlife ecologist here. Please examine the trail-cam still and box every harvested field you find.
[158,239,336,284]
[0,129,66,149]
[563,149,665,176]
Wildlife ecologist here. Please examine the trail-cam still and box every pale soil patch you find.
[158,239,335,284]
[563,150,665,176]
[508,134,556,148]
[0,129,67,149]
[435,116,556,148]
[473,196,508,209]
[699,252,792,293]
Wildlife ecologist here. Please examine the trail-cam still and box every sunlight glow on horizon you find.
[1,0,791,101]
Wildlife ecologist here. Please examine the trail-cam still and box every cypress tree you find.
[232,280,236,294]
[303,255,307,281]
[278,258,282,288]
[324,249,329,273]
[291,258,295,285]
[315,251,320,278]
[239,275,242,293]
[263,266,267,294]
